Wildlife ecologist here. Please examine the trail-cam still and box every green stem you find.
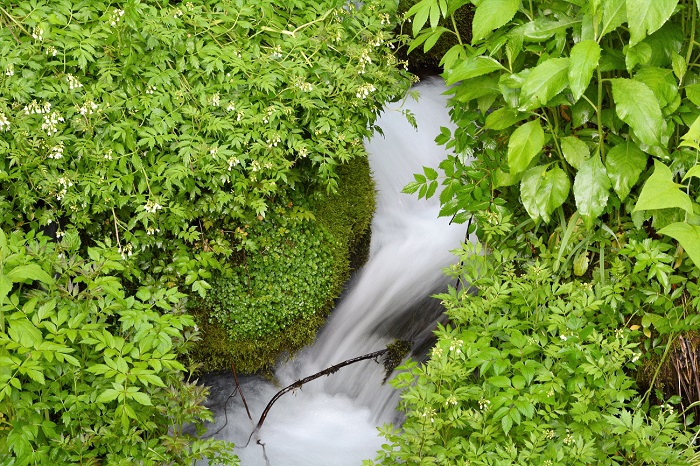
[597,68,605,163]
[450,14,463,46]
[681,1,697,88]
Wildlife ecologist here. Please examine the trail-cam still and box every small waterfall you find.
[201,78,466,466]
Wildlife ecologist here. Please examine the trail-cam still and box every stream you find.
[200,78,466,466]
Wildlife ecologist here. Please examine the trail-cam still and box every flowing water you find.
[201,78,466,466]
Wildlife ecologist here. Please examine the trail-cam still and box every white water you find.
[202,78,466,466]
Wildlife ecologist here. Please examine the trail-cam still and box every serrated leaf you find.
[97,388,121,403]
[634,67,679,114]
[605,141,647,201]
[521,165,571,223]
[560,136,590,170]
[519,58,570,111]
[602,0,627,36]
[626,0,679,46]
[508,120,545,175]
[611,78,663,147]
[574,154,611,228]
[5,264,53,285]
[569,41,601,101]
[446,56,506,85]
[485,108,527,130]
[8,318,43,348]
[128,391,153,406]
[471,0,520,43]
[423,166,438,181]
[633,160,693,214]
[658,222,700,268]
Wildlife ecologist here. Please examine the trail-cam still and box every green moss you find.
[396,0,474,74]
[188,155,376,374]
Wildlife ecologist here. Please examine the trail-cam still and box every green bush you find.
[0,229,236,465]
[0,0,410,294]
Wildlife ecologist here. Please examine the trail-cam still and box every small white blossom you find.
[45,46,58,57]
[0,112,9,131]
[110,9,125,28]
[146,227,161,235]
[227,157,240,170]
[270,45,283,59]
[266,135,281,148]
[118,242,133,259]
[145,85,156,95]
[66,74,82,90]
[173,8,184,18]
[210,93,220,107]
[143,200,163,214]
[5,64,14,77]
[42,111,64,136]
[24,100,51,115]
[355,83,376,99]
[32,26,44,42]
[478,398,490,411]
[78,100,98,115]
[298,146,308,158]
[226,102,236,112]
[48,142,64,159]
[297,81,313,92]
[104,150,113,160]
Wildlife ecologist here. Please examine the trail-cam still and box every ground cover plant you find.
[0,0,410,463]
[371,0,700,464]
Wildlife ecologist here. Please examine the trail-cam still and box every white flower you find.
[0,112,9,131]
[210,93,220,107]
[48,142,64,159]
[355,83,376,99]
[32,26,44,41]
[42,111,64,136]
[227,157,240,170]
[45,46,58,57]
[110,9,125,27]
[66,74,82,90]
[5,64,14,77]
[77,100,98,115]
[144,200,163,214]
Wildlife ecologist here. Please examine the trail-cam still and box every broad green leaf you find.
[605,142,647,201]
[658,222,700,268]
[514,18,578,42]
[626,0,679,46]
[446,56,506,85]
[489,375,512,388]
[485,108,527,130]
[8,318,43,348]
[471,0,520,43]
[97,388,121,403]
[634,67,679,114]
[508,120,545,175]
[611,78,663,147]
[569,41,601,101]
[521,165,571,223]
[452,76,500,103]
[5,264,53,285]
[573,154,611,228]
[683,165,700,182]
[633,160,693,214]
[519,58,570,111]
[601,0,627,36]
[680,115,700,150]
[129,391,153,406]
[560,136,590,170]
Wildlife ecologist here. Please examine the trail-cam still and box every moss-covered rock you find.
[396,0,473,75]
[187,155,376,374]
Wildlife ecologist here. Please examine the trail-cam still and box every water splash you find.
[202,78,466,466]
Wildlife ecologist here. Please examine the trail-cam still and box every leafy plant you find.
[0,229,237,465]
[0,0,410,293]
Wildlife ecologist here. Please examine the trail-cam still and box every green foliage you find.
[199,209,335,341]
[0,229,236,465]
[368,240,698,465]
[190,156,377,374]
[0,0,410,293]
[379,0,700,463]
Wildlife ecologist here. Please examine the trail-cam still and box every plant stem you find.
[597,68,605,163]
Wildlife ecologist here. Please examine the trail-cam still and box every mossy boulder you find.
[187,156,375,374]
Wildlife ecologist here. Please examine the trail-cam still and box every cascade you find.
[201,78,466,465]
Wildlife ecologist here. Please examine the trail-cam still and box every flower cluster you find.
[78,100,98,115]
[144,200,163,214]
[48,142,64,159]
[56,176,73,200]
[32,26,44,41]
[24,100,52,115]
[270,45,283,59]
[5,64,14,77]
[227,157,240,171]
[355,83,376,99]
[110,9,125,28]
[42,111,65,136]
[0,112,9,131]
[66,74,82,90]
[210,93,220,107]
